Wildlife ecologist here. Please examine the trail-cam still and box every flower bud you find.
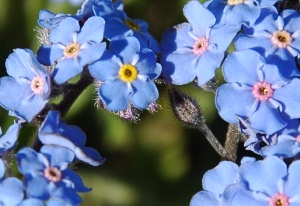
[168,88,204,127]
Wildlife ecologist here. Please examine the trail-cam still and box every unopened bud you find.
[168,88,204,127]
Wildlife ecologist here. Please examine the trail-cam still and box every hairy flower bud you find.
[168,88,204,127]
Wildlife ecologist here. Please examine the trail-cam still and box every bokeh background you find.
[0,0,234,205]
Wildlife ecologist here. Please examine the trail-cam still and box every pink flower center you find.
[296,135,300,142]
[252,82,273,101]
[193,37,209,55]
[44,167,62,182]
[30,76,45,94]
[271,30,292,48]
[269,193,289,206]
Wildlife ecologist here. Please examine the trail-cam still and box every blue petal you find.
[202,161,239,194]
[99,79,130,111]
[209,24,239,52]
[273,78,300,119]
[50,17,80,45]
[78,42,106,66]
[6,49,37,79]
[183,1,215,37]
[249,101,287,134]
[161,50,196,85]
[190,191,219,206]
[40,145,75,166]
[0,123,21,156]
[134,49,161,79]
[161,23,194,53]
[195,50,224,86]
[285,160,300,197]
[0,159,4,179]
[243,156,287,195]
[78,16,105,45]
[62,169,91,192]
[131,78,159,109]
[111,37,140,64]
[25,174,50,200]
[215,83,256,123]
[76,147,105,167]
[104,17,131,40]
[231,190,266,206]
[0,177,24,205]
[223,50,263,85]
[16,147,46,174]
[88,50,120,82]
[53,58,82,84]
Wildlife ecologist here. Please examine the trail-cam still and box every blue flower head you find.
[38,110,105,166]
[161,0,237,86]
[93,0,160,52]
[235,7,300,78]
[215,49,300,135]
[89,36,161,111]
[78,0,125,20]
[0,49,51,122]
[37,16,106,84]
[16,147,89,205]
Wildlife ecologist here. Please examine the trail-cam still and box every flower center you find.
[30,76,45,94]
[296,135,300,142]
[227,0,245,5]
[44,167,62,182]
[64,42,80,58]
[119,64,138,82]
[124,19,140,31]
[269,193,289,206]
[252,82,273,101]
[193,37,209,56]
[271,30,292,48]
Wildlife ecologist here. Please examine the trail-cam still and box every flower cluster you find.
[2,0,300,205]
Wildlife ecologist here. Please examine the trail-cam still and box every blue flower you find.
[93,1,160,52]
[205,0,278,27]
[160,0,237,86]
[38,110,105,166]
[37,10,76,29]
[16,146,89,204]
[37,16,106,84]
[231,156,300,205]
[215,49,300,135]
[78,0,125,20]
[89,37,162,111]
[0,49,51,122]
[235,7,300,78]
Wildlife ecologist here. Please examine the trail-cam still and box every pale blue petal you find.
[77,16,105,45]
[50,17,80,44]
[99,80,130,111]
[131,78,159,109]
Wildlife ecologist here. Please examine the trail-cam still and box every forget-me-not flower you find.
[89,37,162,111]
[37,16,106,84]
[235,7,300,78]
[16,146,89,205]
[215,49,300,135]
[161,0,237,86]
[0,49,51,122]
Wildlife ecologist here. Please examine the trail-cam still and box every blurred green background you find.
[0,0,231,205]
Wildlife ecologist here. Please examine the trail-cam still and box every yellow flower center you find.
[119,64,138,82]
[227,0,245,5]
[64,42,80,58]
[124,19,140,31]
